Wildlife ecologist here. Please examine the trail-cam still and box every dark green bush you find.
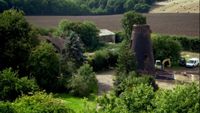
[89,49,118,72]
[29,42,60,91]
[0,68,39,101]
[0,102,16,113]
[13,92,74,113]
[152,37,182,65]
[69,64,97,97]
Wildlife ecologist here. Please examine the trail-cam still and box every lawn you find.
[54,93,97,113]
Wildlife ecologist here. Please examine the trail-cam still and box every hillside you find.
[150,0,199,13]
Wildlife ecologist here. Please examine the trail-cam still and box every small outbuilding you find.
[99,29,115,43]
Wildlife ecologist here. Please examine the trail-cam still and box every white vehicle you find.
[186,58,199,68]
[155,60,162,69]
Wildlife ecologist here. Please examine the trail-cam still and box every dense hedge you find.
[153,35,200,52]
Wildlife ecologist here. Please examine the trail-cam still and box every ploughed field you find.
[26,13,199,37]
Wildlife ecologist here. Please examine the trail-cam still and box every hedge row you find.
[153,35,200,52]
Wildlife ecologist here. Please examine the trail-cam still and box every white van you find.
[186,58,199,68]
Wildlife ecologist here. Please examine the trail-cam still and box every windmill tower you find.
[131,24,155,74]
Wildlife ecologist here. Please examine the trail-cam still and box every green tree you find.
[28,42,60,91]
[121,11,146,39]
[152,37,182,64]
[116,41,136,75]
[0,9,38,75]
[64,32,85,67]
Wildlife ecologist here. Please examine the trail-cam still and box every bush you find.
[0,102,16,113]
[114,72,157,96]
[152,37,182,65]
[69,64,97,97]
[88,49,118,72]
[0,68,39,101]
[120,84,154,112]
[29,42,60,91]
[153,83,200,113]
[98,84,155,113]
[13,92,74,113]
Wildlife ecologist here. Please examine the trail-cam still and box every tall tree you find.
[0,9,38,74]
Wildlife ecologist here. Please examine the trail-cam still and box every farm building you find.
[99,29,115,43]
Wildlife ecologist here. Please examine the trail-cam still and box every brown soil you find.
[26,13,199,37]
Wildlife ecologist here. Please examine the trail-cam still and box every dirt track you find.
[26,13,199,37]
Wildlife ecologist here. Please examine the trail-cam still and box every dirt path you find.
[96,70,115,95]
[96,68,199,93]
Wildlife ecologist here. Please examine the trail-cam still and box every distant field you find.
[26,13,199,37]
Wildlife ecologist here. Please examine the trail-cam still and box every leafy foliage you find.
[152,37,182,64]
[122,11,146,39]
[153,83,200,113]
[69,64,97,97]
[13,92,74,113]
[63,32,85,67]
[0,0,155,15]
[55,20,100,50]
[116,41,136,75]
[0,9,38,75]
[0,68,39,101]
[0,102,16,113]
[28,42,60,91]
[114,72,157,96]
[88,49,118,72]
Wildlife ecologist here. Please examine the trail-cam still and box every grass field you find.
[26,13,199,37]
[54,94,96,113]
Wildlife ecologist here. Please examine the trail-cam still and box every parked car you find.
[186,58,199,68]
[155,60,162,69]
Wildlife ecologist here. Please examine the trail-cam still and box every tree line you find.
[0,0,155,15]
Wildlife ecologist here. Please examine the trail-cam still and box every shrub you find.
[120,84,154,112]
[69,64,97,97]
[153,83,200,113]
[29,42,60,91]
[88,49,118,72]
[98,84,155,113]
[152,37,182,65]
[0,68,39,101]
[0,102,16,113]
[114,72,157,96]
[13,92,74,113]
